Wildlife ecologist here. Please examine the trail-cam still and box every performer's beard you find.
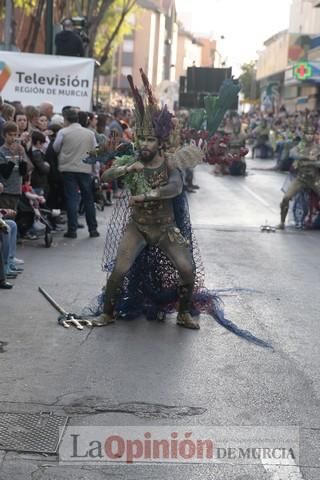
[139,148,158,163]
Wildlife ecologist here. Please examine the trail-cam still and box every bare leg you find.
[278,178,304,229]
[159,231,199,329]
[93,223,147,326]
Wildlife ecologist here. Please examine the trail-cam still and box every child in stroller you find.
[15,179,57,247]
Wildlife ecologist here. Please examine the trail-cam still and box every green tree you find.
[69,0,137,62]
[2,0,137,67]
[92,0,137,66]
[239,61,260,100]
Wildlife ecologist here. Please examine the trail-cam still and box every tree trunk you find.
[88,0,116,57]
[55,0,68,23]
[22,11,35,51]
[27,0,46,52]
[98,0,136,66]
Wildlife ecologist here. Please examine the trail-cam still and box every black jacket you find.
[30,149,50,191]
[55,30,84,57]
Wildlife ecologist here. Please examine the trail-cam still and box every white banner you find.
[0,51,95,112]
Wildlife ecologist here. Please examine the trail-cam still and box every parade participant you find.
[207,130,230,175]
[252,117,273,159]
[225,113,248,176]
[80,70,271,348]
[93,70,200,329]
[278,122,320,229]
[170,117,199,192]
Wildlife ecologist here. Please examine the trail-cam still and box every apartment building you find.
[290,0,320,34]
[175,29,203,81]
[256,0,320,111]
[113,0,178,90]
[113,0,216,93]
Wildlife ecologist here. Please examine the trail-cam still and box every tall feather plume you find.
[153,105,174,140]
[139,68,157,107]
[127,69,174,140]
[127,75,145,119]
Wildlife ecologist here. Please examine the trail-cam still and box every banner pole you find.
[45,0,54,55]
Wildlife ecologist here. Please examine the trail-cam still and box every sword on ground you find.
[38,287,92,330]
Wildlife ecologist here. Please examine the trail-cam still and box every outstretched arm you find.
[101,164,129,181]
[101,160,143,182]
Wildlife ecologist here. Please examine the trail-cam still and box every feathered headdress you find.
[204,79,241,136]
[127,69,174,140]
[189,108,206,131]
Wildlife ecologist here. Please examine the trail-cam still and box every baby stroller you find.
[15,193,54,248]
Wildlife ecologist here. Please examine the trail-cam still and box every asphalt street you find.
[0,157,319,480]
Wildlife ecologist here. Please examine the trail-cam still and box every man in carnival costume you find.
[92,69,201,329]
[278,120,320,229]
[82,71,271,348]
[224,112,248,176]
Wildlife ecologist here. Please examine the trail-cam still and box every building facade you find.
[175,29,203,81]
[256,30,289,112]
[113,0,216,93]
[198,37,216,68]
[285,0,320,110]
[290,0,320,34]
[256,31,289,81]
[256,0,320,111]
[113,0,169,90]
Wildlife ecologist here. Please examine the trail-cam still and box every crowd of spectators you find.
[241,107,320,162]
[0,94,134,289]
[2,94,319,290]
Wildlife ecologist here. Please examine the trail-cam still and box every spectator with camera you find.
[55,18,85,57]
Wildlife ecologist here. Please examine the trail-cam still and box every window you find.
[122,52,134,66]
[123,39,134,53]
[127,14,136,25]
[121,66,133,76]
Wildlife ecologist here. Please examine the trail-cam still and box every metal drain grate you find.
[0,412,68,454]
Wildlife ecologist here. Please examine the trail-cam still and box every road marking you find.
[241,185,271,208]
[261,457,306,480]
